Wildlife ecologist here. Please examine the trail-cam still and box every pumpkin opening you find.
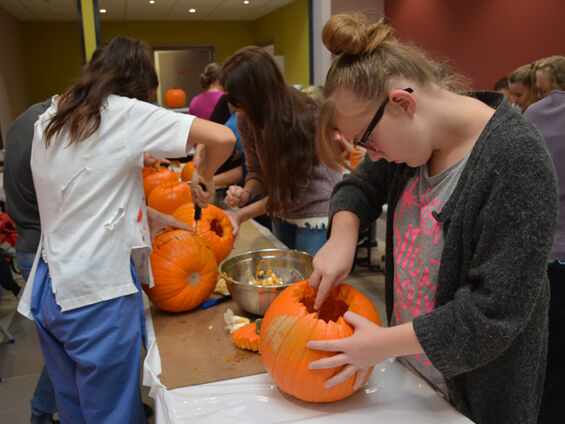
[210,218,223,237]
[301,294,348,323]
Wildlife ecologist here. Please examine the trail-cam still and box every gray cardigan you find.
[329,92,558,423]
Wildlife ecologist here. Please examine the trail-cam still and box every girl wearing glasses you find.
[308,13,557,423]
[217,46,341,255]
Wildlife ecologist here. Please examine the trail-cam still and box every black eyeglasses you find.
[355,87,414,147]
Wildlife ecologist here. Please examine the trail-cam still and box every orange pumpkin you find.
[181,160,195,182]
[349,146,365,168]
[143,167,178,200]
[165,88,187,109]
[260,280,381,403]
[142,166,158,178]
[143,230,217,312]
[147,181,192,215]
[232,321,260,352]
[172,203,234,264]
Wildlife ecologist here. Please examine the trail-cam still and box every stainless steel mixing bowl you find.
[218,248,314,316]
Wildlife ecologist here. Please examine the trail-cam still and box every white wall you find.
[311,0,385,87]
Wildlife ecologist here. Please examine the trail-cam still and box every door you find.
[153,46,216,109]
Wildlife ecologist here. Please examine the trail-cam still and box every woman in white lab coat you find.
[17,35,235,423]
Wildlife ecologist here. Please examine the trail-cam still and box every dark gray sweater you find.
[329,92,558,423]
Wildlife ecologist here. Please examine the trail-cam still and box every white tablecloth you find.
[142,221,472,424]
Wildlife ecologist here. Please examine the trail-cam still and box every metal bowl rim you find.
[218,248,313,287]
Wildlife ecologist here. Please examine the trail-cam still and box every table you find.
[142,220,473,424]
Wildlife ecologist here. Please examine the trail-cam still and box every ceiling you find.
[1,0,296,22]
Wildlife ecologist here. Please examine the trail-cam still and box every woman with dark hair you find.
[219,46,341,255]
[17,35,235,423]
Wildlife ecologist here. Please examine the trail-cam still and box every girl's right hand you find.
[226,185,250,208]
[309,234,357,310]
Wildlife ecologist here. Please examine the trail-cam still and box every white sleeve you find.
[126,99,194,158]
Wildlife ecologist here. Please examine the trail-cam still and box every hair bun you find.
[322,14,392,56]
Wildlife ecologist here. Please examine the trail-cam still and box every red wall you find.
[385,0,565,90]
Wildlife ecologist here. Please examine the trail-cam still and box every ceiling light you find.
[149,0,155,3]
[243,0,250,4]
[188,8,196,13]
[99,8,107,13]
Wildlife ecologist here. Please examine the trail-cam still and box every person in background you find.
[16,35,234,424]
[4,99,58,424]
[493,76,512,101]
[187,62,229,122]
[307,13,557,424]
[509,63,538,111]
[218,46,341,255]
[523,58,565,424]
[534,55,565,100]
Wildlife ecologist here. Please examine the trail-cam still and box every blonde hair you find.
[508,63,537,109]
[535,55,565,91]
[317,13,461,170]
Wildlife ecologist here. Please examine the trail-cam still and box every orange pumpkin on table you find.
[172,203,234,264]
[164,88,187,109]
[143,167,178,199]
[181,160,195,182]
[143,230,217,312]
[260,280,381,403]
[147,181,192,215]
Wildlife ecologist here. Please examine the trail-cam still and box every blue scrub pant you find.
[30,258,147,424]
[272,221,327,255]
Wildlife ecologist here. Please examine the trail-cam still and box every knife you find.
[193,183,206,233]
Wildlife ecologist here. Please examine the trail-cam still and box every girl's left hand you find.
[147,207,192,241]
[307,311,386,390]
[191,169,215,208]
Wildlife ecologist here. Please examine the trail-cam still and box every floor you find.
[0,221,386,424]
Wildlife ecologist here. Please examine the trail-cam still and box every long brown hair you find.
[509,63,537,110]
[44,35,158,146]
[219,46,319,216]
[317,14,462,171]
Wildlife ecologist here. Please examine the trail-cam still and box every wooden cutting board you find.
[151,220,284,389]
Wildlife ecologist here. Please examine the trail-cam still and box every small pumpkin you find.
[143,230,217,312]
[143,167,178,200]
[165,88,187,109]
[172,203,234,264]
[232,321,261,352]
[181,160,195,182]
[260,280,381,403]
[147,181,192,215]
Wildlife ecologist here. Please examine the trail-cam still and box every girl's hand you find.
[147,207,192,241]
[226,185,251,208]
[143,153,170,170]
[307,311,384,390]
[224,209,241,247]
[191,169,215,208]
[309,235,357,310]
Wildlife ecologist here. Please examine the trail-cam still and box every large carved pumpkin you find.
[165,88,187,109]
[172,203,234,264]
[260,280,381,403]
[143,230,217,312]
[147,181,192,215]
[143,167,178,199]
[181,160,195,182]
